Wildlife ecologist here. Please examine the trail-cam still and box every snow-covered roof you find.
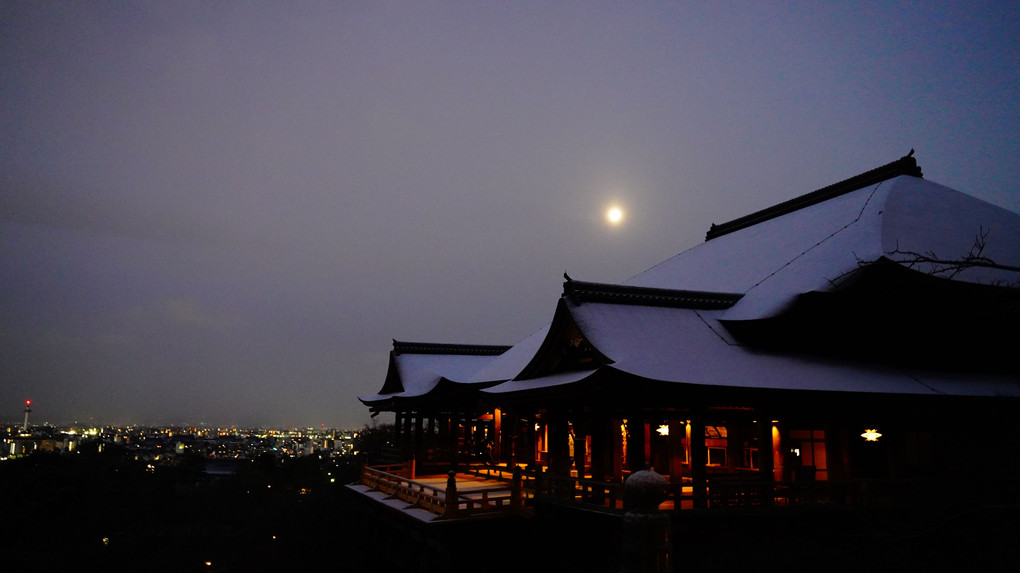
[484,368,599,395]
[366,157,1020,410]
[483,300,1019,398]
[628,174,1020,321]
[358,341,509,406]
[467,325,550,383]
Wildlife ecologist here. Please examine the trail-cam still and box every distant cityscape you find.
[2,400,364,466]
[1,401,391,572]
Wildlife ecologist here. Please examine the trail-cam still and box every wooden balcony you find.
[350,463,530,522]
[351,462,1017,521]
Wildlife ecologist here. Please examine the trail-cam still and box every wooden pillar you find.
[511,466,523,509]
[727,422,742,472]
[690,414,708,509]
[402,412,413,458]
[757,415,775,507]
[825,422,848,482]
[493,408,502,464]
[668,420,686,482]
[394,411,404,444]
[627,415,647,473]
[777,424,791,482]
[548,409,571,476]
[524,414,536,468]
[414,414,424,464]
[426,415,436,464]
[435,414,447,464]
[502,408,517,466]
[612,418,625,481]
[448,414,460,468]
[589,413,611,481]
[473,416,486,457]
[827,423,850,504]
[448,414,457,466]
[574,419,588,478]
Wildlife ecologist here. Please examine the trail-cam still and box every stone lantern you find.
[620,468,671,573]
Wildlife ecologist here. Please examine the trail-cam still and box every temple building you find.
[357,154,1020,513]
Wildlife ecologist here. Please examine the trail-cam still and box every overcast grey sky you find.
[3,1,1018,428]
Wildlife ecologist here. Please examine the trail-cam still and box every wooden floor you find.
[407,472,509,491]
[348,470,520,522]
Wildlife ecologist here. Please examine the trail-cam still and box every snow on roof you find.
[878,175,1020,284]
[484,368,598,395]
[475,170,1020,400]
[629,179,883,295]
[565,301,1019,398]
[466,325,550,383]
[358,348,506,404]
[628,175,1020,321]
[367,160,1020,407]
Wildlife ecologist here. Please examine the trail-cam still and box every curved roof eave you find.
[565,300,1020,398]
[466,324,551,383]
[482,368,600,396]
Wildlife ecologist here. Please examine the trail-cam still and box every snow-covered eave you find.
[482,369,601,396]
[479,357,1020,401]
[563,300,1020,399]
[360,373,506,402]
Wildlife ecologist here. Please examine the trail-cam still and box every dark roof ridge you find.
[392,340,511,356]
[563,279,743,310]
[705,152,923,241]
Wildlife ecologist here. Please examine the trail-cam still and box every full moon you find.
[606,206,624,225]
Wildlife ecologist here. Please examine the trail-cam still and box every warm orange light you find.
[656,424,669,436]
[861,429,882,442]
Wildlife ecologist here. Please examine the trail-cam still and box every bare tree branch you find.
[828,227,1020,288]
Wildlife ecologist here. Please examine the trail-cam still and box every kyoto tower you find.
[23,399,31,433]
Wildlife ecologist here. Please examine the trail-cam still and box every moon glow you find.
[606,206,624,225]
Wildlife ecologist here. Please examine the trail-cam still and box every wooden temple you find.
[357,154,1020,516]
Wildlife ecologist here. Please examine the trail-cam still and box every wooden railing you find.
[365,461,413,477]
[360,465,523,519]
[364,463,1016,516]
[461,463,519,482]
[461,464,542,505]
[529,472,1007,512]
[535,473,626,509]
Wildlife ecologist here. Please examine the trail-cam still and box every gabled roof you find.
[628,171,1020,321]
[358,341,510,409]
[465,325,550,383]
[514,297,612,380]
[704,153,923,240]
[484,157,1020,399]
[482,280,748,393]
[484,296,1020,399]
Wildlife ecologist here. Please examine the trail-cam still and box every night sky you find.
[3,2,1018,428]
